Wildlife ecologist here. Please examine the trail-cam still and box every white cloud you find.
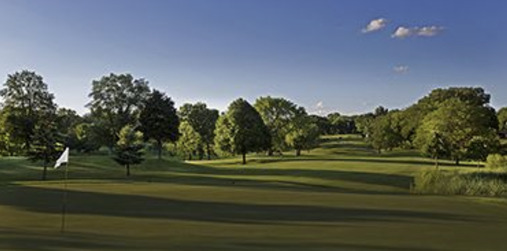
[392,25,444,38]
[362,18,388,33]
[416,26,444,37]
[393,65,409,74]
[315,101,325,115]
[391,26,413,38]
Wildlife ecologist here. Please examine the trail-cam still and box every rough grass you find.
[412,169,507,197]
[1,135,507,250]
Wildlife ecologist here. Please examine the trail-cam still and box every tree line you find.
[0,71,321,178]
[1,71,505,178]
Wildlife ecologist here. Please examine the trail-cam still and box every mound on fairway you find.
[1,135,507,251]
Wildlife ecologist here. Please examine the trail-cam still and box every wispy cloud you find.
[393,65,409,74]
[392,25,444,38]
[362,18,388,33]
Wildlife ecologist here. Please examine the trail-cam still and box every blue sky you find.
[0,0,506,115]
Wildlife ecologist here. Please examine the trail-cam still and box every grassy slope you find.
[1,135,507,251]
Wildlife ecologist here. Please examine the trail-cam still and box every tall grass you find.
[412,169,507,197]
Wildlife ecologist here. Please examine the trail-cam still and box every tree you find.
[139,90,180,159]
[177,121,202,160]
[0,109,20,156]
[254,96,298,155]
[285,109,320,156]
[178,103,219,160]
[71,122,101,153]
[113,125,145,177]
[27,120,64,180]
[213,98,271,164]
[355,113,375,138]
[368,113,402,153]
[497,107,507,132]
[87,73,150,149]
[466,134,500,167]
[417,132,450,168]
[55,108,82,148]
[374,106,389,117]
[0,71,57,151]
[414,98,498,166]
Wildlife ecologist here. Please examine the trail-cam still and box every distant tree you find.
[285,109,320,156]
[417,132,450,168]
[113,125,145,177]
[0,109,19,156]
[55,108,82,148]
[309,115,332,135]
[213,115,233,156]
[374,106,388,117]
[415,98,498,165]
[177,121,202,160]
[0,71,57,151]
[139,90,180,159]
[27,120,64,180]
[369,113,402,153]
[87,73,150,149]
[497,107,507,132]
[466,135,500,167]
[178,103,219,160]
[254,96,298,155]
[213,98,271,164]
[355,113,375,138]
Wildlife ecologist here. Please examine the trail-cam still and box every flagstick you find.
[60,162,69,233]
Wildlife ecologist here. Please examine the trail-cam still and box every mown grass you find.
[1,135,507,250]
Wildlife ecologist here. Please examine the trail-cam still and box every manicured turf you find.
[1,135,507,250]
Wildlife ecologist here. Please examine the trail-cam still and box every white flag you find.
[54,147,69,169]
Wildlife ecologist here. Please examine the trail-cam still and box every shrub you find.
[486,154,507,169]
[412,169,507,197]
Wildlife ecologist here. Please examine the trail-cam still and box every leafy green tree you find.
[374,106,388,117]
[369,113,402,153]
[28,121,64,180]
[466,134,500,166]
[309,115,332,135]
[71,123,101,153]
[285,110,320,156]
[0,109,19,156]
[213,114,233,156]
[113,125,145,177]
[254,96,298,155]
[214,98,271,164]
[414,98,498,165]
[139,90,180,159]
[177,121,202,160]
[87,73,150,149]
[178,103,219,160]
[417,132,450,168]
[0,71,57,151]
[497,107,507,132]
[55,108,82,148]
[355,113,375,138]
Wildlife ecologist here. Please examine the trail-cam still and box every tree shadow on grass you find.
[0,185,475,225]
[0,229,141,251]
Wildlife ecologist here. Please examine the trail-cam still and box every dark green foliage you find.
[285,109,320,156]
[87,73,150,148]
[0,71,57,151]
[179,102,219,159]
[113,125,145,177]
[214,98,271,164]
[139,90,180,159]
[27,121,64,180]
[497,107,507,132]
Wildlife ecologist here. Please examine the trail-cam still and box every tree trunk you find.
[188,153,192,161]
[157,140,162,160]
[206,143,211,160]
[296,149,301,156]
[267,149,273,156]
[455,158,460,166]
[42,163,47,181]
[242,152,246,165]
[377,148,382,154]
[125,164,130,177]
[435,157,439,169]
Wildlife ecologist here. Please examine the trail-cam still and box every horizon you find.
[1,0,506,115]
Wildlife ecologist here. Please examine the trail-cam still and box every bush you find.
[486,154,507,169]
[412,169,507,197]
